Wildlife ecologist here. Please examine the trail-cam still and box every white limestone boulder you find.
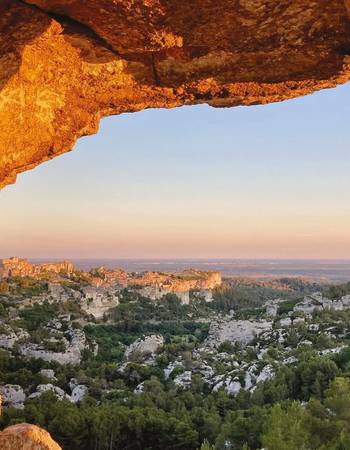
[125,335,164,361]
[205,319,272,348]
[39,369,57,381]
[174,371,192,388]
[71,385,88,403]
[28,384,70,401]
[0,385,26,409]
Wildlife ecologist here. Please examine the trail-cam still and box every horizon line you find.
[5,256,350,262]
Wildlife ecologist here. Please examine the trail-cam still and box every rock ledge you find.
[1,0,350,187]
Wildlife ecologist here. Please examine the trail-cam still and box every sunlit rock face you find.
[0,257,74,278]
[1,0,350,187]
[0,423,61,450]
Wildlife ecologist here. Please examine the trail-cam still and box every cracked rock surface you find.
[1,0,350,187]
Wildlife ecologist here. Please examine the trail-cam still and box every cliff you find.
[0,257,220,287]
[1,0,350,187]
[0,257,75,278]
[129,270,222,292]
[86,266,221,292]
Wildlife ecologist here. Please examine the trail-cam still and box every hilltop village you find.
[2,258,350,448]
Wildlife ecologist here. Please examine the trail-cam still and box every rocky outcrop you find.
[174,371,192,388]
[130,270,221,303]
[1,0,350,187]
[205,318,272,348]
[0,258,221,309]
[39,369,57,381]
[88,267,129,288]
[138,285,190,304]
[20,328,88,365]
[0,327,29,350]
[131,270,221,291]
[0,258,75,278]
[264,299,280,318]
[0,385,26,409]
[0,322,90,365]
[80,287,119,319]
[125,334,164,361]
[0,424,61,450]
[28,384,71,402]
[293,292,350,315]
[69,379,88,403]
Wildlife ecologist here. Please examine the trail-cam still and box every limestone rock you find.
[205,319,272,348]
[130,270,221,292]
[69,379,88,403]
[125,334,164,360]
[255,364,274,384]
[174,371,192,389]
[226,380,242,396]
[1,0,350,187]
[0,385,26,409]
[19,328,88,365]
[131,270,221,304]
[0,258,75,278]
[212,376,241,396]
[134,382,145,395]
[0,423,61,450]
[39,369,57,381]
[293,292,350,315]
[28,384,70,401]
[0,327,29,350]
[81,287,119,319]
[164,361,184,380]
[264,300,279,318]
[70,385,88,403]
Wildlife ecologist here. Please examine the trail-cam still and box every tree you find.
[262,402,309,450]
[199,440,216,450]
[324,377,350,421]
[216,407,266,450]
[296,357,339,400]
[303,378,350,449]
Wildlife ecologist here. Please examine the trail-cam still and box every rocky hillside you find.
[0,258,75,279]
[0,258,221,313]
[2,274,350,448]
[1,0,350,187]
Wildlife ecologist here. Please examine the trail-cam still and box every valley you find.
[1,258,350,448]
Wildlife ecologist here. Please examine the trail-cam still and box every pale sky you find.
[1,82,350,259]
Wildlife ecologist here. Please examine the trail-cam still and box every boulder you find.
[69,379,88,403]
[226,380,241,396]
[81,287,119,319]
[205,319,272,348]
[125,335,164,361]
[174,371,192,389]
[70,385,88,403]
[0,385,26,409]
[39,369,57,381]
[28,384,70,401]
[134,382,145,395]
[0,423,61,450]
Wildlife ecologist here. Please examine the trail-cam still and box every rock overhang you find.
[0,0,350,188]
